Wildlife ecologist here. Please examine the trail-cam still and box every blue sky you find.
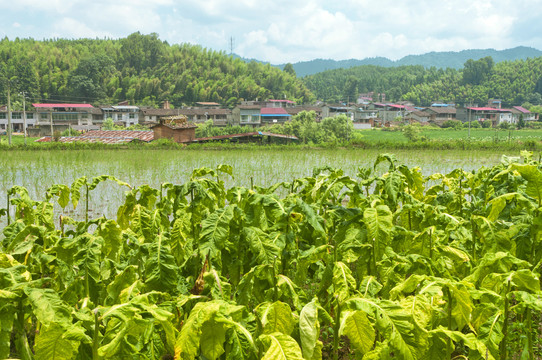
[0,0,541,64]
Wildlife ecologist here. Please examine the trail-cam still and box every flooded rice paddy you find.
[0,148,519,226]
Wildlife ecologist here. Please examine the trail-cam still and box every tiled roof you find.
[513,106,531,114]
[260,107,290,115]
[81,130,154,141]
[237,105,262,110]
[467,107,510,112]
[426,107,456,114]
[35,130,155,144]
[196,102,221,106]
[33,103,94,108]
[177,108,231,116]
[286,106,322,115]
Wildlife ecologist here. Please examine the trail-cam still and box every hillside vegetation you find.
[0,33,314,107]
[303,56,542,106]
[286,46,542,76]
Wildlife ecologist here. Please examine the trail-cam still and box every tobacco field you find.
[1,153,542,359]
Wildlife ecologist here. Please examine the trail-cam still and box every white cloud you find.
[0,0,540,62]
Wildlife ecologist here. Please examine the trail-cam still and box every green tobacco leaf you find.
[428,327,495,360]
[363,204,393,259]
[0,305,15,359]
[217,164,234,178]
[105,265,139,305]
[46,184,71,209]
[299,299,319,360]
[243,227,281,266]
[97,219,123,261]
[199,205,235,260]
[257,301,295,335]
[175,300,247,360]
[70,176,87,209]
[34,322,81,360]
[23,287,72,327]
[512,164,542,206]
[89,175,131,191]
[374,153,397,172]
[339,310,375,355]
[346,297,421,360]
[144,233,179,293]
[332,262,357,304]
[259,332,304,360]
[200,319,227,360]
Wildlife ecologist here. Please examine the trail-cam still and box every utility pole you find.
[21,91,27,145]
[229,36,235,55]
[467,104,471,138]
[49,108,53,140]
[7,82,11,145]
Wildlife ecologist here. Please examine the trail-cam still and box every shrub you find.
[441,120,463,129]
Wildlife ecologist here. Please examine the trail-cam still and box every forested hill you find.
[284,46,542,77]
[0,33,314,108]
[303,56,542,106]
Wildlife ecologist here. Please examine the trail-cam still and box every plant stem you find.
[471,220,476,264]
[272,257,278,302]
[444,286,453,359]
[92,310,101,360]
[429,228,433,261]
[499,279,512,360]
[371,238,377,280]
[332,297,341,360]
[6,192,10,225]
[15,301,33,360]
[525,308,533,360]
[85,183,89,223]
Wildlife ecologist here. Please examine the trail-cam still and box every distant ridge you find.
[267,46,542,77]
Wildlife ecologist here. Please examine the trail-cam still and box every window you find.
[240,115,250,123]
[0,113,5,119]
[11,113,21,119]
[251,115,260,122]
[53,113,78,121]
[26,113,34,119]
[129,113,135,119]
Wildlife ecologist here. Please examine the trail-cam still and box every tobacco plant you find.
[1,153,542,359]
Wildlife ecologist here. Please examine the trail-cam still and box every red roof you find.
[513,106,531,113]
[467,107,510,112]
[260,107,290,115]
[33,103,94,108]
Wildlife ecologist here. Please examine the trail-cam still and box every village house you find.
[150,115,197,143]
[423,106,457,124]
[101,105,140,127]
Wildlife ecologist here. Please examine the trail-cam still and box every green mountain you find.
[303,56,542,106]
[282,46,542,77]
[0,33,314,108]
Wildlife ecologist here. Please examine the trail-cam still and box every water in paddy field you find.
[0,148,513,228]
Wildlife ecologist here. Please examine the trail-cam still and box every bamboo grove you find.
[1,154,542,359]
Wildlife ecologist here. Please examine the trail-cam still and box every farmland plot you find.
[1,151,541,359]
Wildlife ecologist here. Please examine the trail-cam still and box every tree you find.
[402,124,421,142]
[321,114,353,141]
[283,63,296,77]
[518,114,525,129]
[462,56,494,85]
[102,117,115,130]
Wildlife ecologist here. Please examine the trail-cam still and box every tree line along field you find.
[355,127,542,143]
[1,152,542,359]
